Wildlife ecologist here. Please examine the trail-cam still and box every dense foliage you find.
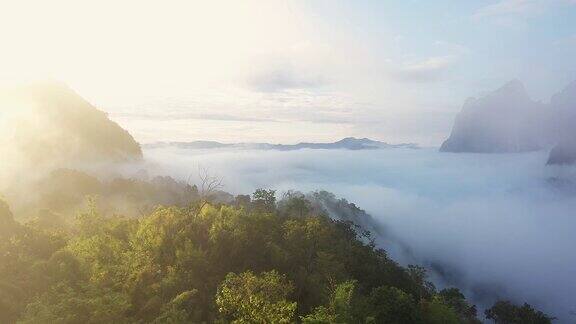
[0,187,553,323]
[484,301,556,324]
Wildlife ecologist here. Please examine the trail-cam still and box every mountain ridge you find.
[145,137,419,151]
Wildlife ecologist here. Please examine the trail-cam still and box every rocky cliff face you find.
[440,80,551,153]
[1,82,142,168]
[546,81,576,165]
[441,79,576,165]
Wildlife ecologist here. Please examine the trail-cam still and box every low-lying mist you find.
[143,146,576,321]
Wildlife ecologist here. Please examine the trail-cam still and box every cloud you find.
[142,146,576,322]
[247,63,326,93]
[110,111,279,123]
[553,34,576,48]
[384,41,469,84]
[244,42,335,93]
[473,0,546,20]
[392,55,458,83]
[472,0,575,27]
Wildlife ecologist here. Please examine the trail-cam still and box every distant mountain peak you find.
[489,79,529,101]
[440,79,546,153]
[547,79,576,165]
[146,137,418,151]
[336,137,378,144]
[500,79,525,91]
[551,79,576,106]
[441,78,576,165]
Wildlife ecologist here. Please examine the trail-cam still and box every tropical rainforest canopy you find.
[0,182,554,323]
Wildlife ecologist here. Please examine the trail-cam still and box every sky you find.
[1,0,576,145]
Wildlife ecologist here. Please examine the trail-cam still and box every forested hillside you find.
[0,82,142,200]
[0,188,553,323]
[0,80,554,323]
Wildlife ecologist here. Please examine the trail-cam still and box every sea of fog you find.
[143,147,576,321]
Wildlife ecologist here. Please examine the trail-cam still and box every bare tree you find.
[186,166,223,215]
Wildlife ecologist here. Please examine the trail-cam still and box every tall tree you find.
[216,270,296,323]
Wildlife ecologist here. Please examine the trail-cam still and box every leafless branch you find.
[198,166,223,199]
[184,166,223,215]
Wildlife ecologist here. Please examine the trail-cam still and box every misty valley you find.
[2,1,576,323]
[1,81,574,324]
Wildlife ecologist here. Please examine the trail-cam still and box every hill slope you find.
[0,81,142,168]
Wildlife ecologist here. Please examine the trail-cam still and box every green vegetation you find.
[484,301,556,324]
[216,270,296,323]
[11,168,202,221]
[0,185,553,323]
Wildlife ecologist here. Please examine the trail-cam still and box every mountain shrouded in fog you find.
[440,80,551,154]
[547,80,576,165]
[441,79,576,165]
[0,82,142,170]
